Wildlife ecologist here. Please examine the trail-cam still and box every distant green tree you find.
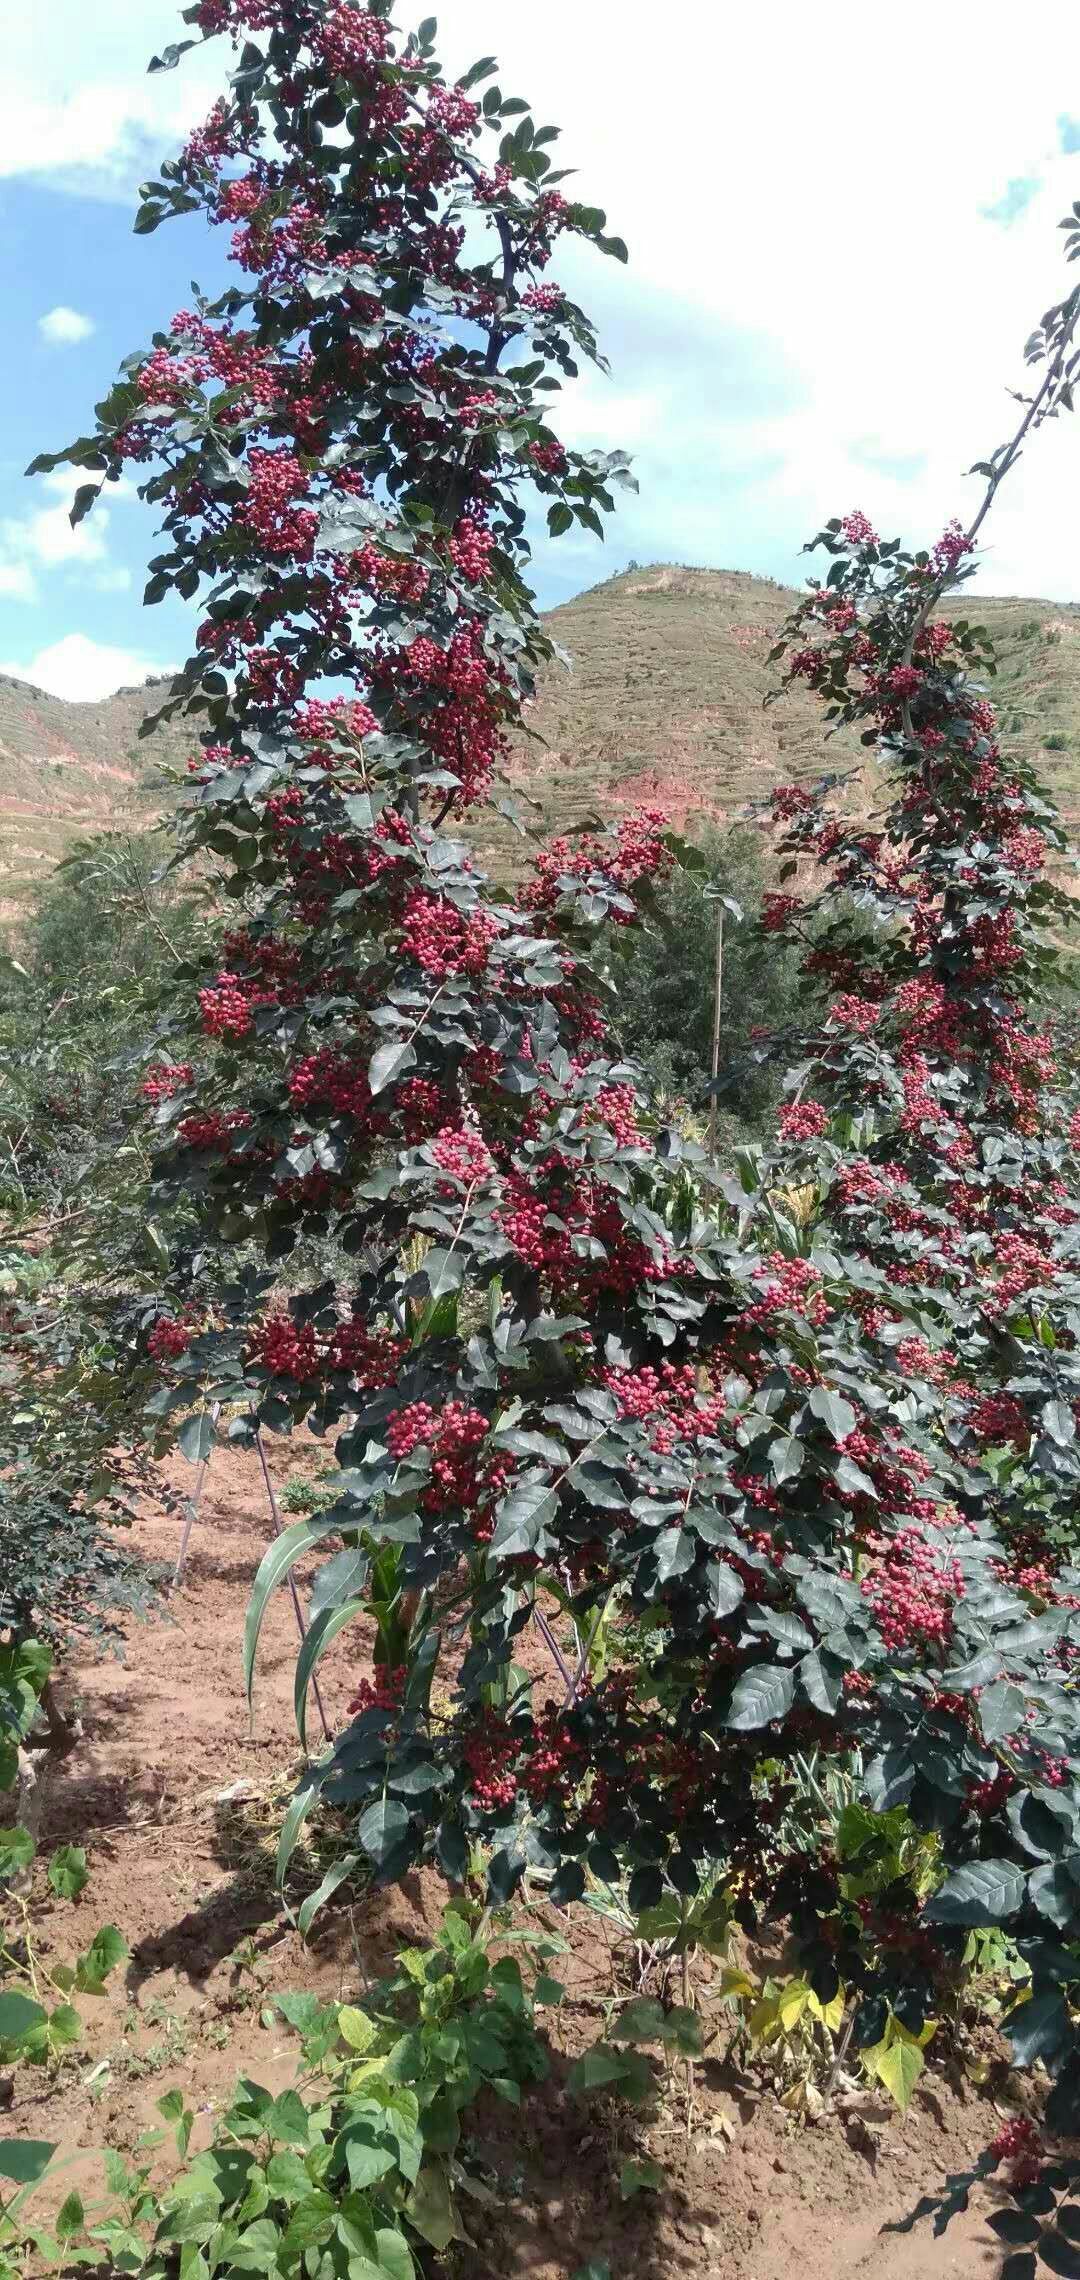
[0,832,206,1218]
[608,824,803,1138]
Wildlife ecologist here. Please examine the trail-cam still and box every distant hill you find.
[0,673,191,916]
[505,566,1080,851]
[3,567,1079,911]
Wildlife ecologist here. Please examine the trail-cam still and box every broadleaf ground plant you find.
[0,1640,127,2248]
[40,0,1080,2181]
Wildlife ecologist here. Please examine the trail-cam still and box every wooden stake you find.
[172,1402,221,1589]
[708,904,724,1160]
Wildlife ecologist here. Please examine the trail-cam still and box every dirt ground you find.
[14,1439,1021,2280]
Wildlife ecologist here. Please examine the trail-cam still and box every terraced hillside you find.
[0,673,188,915]
[505,567,1080,850]
[2,566,1079,908]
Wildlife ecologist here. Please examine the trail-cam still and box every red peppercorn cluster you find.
[778,1099,827,1141]
[177,1107,252,1152]
[966,1391,1030,1450]
[288,1048,386,1132]
[400,891,498,979]
[195,0,282,30]
[829,994,881,1035]
[430,1124,494,1188]
[249,1311,321,1380]
[930,518,974,575]
[862,1523,964,1654]
[148,1316,194,1361]
[521,1709,586,1807]
[386,1400,501,1524]
[525,809,669,920]
[449,516,494,583]
[522,282,563,313]
[761,892,803,934]
[528,440,566,476]
[746,1251,830,1331]
[238,447,317,559]
[199,972,263,1039]
[462,1712,519,1812]
[840,509,878,546]
[607,1361,726,1454]
[347,1665,406,1718]
[142,1064,194,1104]
[770,782,815,820]
[325,1321,407,1387]
[989,2115,1043,2189]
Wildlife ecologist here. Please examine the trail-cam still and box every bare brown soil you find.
[14,1438,1020,2280]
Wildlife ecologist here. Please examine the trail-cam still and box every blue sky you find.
[6,0,1080,699]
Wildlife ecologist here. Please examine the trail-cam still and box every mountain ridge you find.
[3,564,1079,910]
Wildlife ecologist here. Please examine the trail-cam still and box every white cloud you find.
[0,473,136,603]
[0,563,38,604]
[38,306,95,346]
[0,635,173,703]
[12,0,1080,601]
[1,4,221,196]
[433,0,1080,601]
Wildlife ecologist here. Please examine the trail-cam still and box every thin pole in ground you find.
[172,1402,221,1589]
[707,904,724,1161]
[254,1425,333,1748]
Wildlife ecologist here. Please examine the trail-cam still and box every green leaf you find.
[157,2088,194,2157]
[245,1516,347,1711]
[178,1412,215,1465]
[534,1973,565,2007]
[280,2190,336,2255]
[490,1476,557,1558]
[56,2191,85,2241]
[228,2218,281,2272]
[267,2090,311,2146]
[925,1859,1027,1927]
[294,1597,366,1753]
[619,2157,664,2198]
[371,2230,415,2280]
[567,2042,640,2093]
[868,2035,923,2112]
[654,1527,693,1582]
[337,2004,376,2053]
[369,1040,416,1096]
[610,1998,666,2044]
[73,1925,128,1993]
[726,1663,796,1730]
[404,2163,459,2251]
[46,2004,83,2051]
[807,1386,857,1441]
[297,1853,362,1936]
[0,1827,35,1879]
[357,1799,411,1870]
[0,2140,56,2186]
[0,1992,48,2043]
[48,1846,89,1901]
[348,2230,416,2280]
[1002,1988,1071,2067]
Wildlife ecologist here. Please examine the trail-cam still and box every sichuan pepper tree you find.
[42,0,1080,2124]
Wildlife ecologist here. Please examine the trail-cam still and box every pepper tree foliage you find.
[41,0,1080,2115]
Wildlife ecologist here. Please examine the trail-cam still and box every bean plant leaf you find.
[0,2140,56,2186]
[48,1846,89,1900]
